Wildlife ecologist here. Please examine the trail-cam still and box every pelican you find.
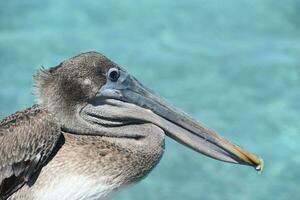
[0,52,263,200]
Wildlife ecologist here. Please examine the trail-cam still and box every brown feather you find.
[0,105,61,199]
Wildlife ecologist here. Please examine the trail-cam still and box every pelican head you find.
[36,52,263,171]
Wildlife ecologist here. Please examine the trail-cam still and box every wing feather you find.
[0,105,61,199]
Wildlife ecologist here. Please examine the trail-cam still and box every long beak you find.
[99,70,263,171]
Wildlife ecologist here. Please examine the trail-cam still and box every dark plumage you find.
[0,106,60,199]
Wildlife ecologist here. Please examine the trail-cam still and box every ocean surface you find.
[1,1,300,199]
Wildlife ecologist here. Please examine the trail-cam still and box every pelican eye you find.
[108,68,120,82]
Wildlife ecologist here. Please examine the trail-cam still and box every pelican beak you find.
[98,68,263,171]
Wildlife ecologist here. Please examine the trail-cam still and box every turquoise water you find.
[1,1,300,199]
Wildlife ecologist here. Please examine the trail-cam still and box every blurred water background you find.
[1,1,300,199]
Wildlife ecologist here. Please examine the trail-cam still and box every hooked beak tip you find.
[232,144,264,172]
